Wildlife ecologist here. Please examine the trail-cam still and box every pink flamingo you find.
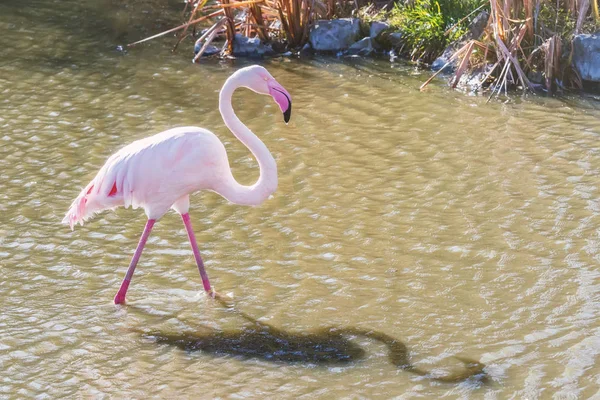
[63,65,292,304]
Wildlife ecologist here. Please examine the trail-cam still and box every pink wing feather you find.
[62,127,229,230]
[62,152,128,229]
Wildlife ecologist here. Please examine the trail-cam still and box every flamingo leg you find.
[181,213,213,294]
[114,219,156,304]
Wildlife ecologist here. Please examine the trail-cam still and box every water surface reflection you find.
[1,0,600,398]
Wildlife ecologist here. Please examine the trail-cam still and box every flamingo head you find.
[238,65,292,124]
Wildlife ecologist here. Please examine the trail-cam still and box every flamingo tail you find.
[62,182,97,230]
[62,176,122,230]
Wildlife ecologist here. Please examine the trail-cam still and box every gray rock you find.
[375,31,403,50]
[430,55,451,72]
[454,63,494,91]
[233,34,276,58]
[300,42,313,56]
[194,43,221,57]
[527,70,543,84]
[431,10,489,72]
[573,33,600,82]
[370,21,390,39]
[309,18,361,51]
[388,32,403,47]
[347,37,374,56]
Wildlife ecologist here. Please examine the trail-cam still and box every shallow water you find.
[1,0,600,398]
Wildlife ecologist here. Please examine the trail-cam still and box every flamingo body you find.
[63,65,292,304]
[64,127,230,226]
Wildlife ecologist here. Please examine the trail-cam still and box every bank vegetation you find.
[129,0,600,95]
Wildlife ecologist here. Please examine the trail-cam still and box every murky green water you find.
[2,0,600,398]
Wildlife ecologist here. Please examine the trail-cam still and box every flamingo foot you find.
[114,279,131,304]
[114,293,126,304]
[208,289,234,308]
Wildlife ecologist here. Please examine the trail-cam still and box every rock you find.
[430,55,451,72]
[376,31,403,50]
[454,63,494,91]
[233,34,276,58]
[370,21,390,39]
[573,33,600,82]
[300,43,313,56]
[194,42,221,57]
[347,37,374,56]
[271,40,287,54]
[431,10,489,72]
[389,32,403,48]
[527,70,544,85]
[309,18,361,51]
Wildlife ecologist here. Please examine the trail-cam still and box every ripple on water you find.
[1,1,600,397]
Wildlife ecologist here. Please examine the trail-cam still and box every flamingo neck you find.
[216,76,278,206]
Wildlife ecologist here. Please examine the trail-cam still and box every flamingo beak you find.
[268,79,292,124]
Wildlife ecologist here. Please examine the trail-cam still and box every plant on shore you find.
[127,0,357,56]
[277,0,314,48]
[387,0,483,63]
[126,0,599,97]
[422,0,600,96]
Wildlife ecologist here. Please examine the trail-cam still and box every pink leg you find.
[114,219,156,304]
[181,213,212,293]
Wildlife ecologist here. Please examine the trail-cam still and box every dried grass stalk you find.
[220,0,237,55]
[127,10,224,47]
[249,3,269,41]
[419,40,475,91]
[542,34,561,92]
[576,0,590,34]
[277,0,313,48]
[174,0,211,52]
[193,18,229,62]
[204,1,266,9]
[451,41,475,88]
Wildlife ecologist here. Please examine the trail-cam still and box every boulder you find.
[431,10,489,72]
[376,31,403,50]
[233,34,276,58]
[573,33,600,82]
[194,42,221,57]
[454,63,494,91]
[300,42,313,56]
[309,18,361,51]
[347,37,374,56]
[370,21,390,39]
[390,33,403,46]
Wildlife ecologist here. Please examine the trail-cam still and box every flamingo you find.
[63,65,292,304]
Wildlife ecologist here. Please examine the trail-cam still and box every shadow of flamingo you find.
[136,297,487,383]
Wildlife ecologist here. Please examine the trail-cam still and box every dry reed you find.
[422,0,600,95]
[127,0,358,58]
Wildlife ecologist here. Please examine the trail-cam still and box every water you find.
[2,0,600,398]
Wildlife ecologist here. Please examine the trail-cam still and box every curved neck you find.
[216,76,277,206]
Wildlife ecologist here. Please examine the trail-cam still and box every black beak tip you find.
[283,103,292,124]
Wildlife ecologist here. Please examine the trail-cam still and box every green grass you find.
[387,0,483,63]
